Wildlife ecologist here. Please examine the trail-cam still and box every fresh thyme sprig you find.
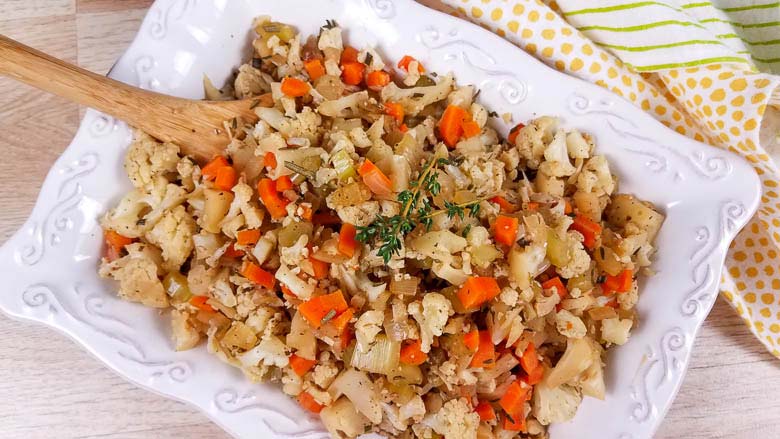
[356,156,483,263]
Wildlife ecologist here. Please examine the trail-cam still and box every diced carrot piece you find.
[526,202,540,211]
[257,178,290,219]
[310,253,330,280]
[281,77,310,97]
[341,61,365,86]
[202,156,229,180]
[340,46,359,65]
[384,101,404,123]
[489,196,517,213]
[299,290,349,329]
[462,118,481,138]
[214,165,237,191]
[104,230,134,252]
[400,339,428,366]
[469,330,495,368]
[223,243,244,258]
[520,343,543,385]
[463,329,480,352]
[339,327,354,350]
[457,276,501,310]
[397,55,424,73]
[503,413,527,432]
[275,175,294,192]
[264,151,277,169]
[603,269,633,294]
[338,223,358,257]
[475,401,496,422]
[289,354,317,376]
[564,199,573,215]
[190,296,214,312]
[241,261,276,290]
[570,214,602,249]
[507,123,525,146]
[541,276,567,300]
[236,229,261,246]
[399,123,408,133]
[303,59,325,81]
[493,215,519,246]
[366,70,391,90]
[298,391,324,413]
[499,380,532,420]
[328,308,354,334]
[358,159,393,196]
[438,105,468,147]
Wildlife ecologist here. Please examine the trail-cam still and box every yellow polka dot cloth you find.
[420,0,780,357]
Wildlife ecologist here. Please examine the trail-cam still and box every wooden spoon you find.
[0,34,268,162]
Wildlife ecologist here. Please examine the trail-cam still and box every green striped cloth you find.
[556,0,780,73]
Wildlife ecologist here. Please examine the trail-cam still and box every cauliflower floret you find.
[238,335,289,368]
[358,47,385,72]
[555,309,587,339]
[142,176,188,226]
[566,130,592,159]
[499,287,519,307]
[318,26,343,50]
[192,230,226,263]
[399,395,426,423]
[279,106,322,143]
[124,132,179,189]
[99,243,168,308]
[100,189,151,238]
[229,181,264,229]
[144,205,196,271]
[577,155,615,196]
[601,317,633,345]
[312,362,339,388]
[234,64,270,99]
[279,235,309,267]
[321,397,369,439]
[556,234,591,279]
[336,201,380,227]
[176,156,199,191]
[430,398,479,439]
[355,310,384,352]
[532,381,582,425]
[170,309,200,351]
[515,116,557,169]
[534,289,561,317]
[409,293,453,353]
[245,307,275,334]
[618,282,639,310]
[210,272,237,308]
[459,157,505,197]
[282,368,303,396]
[539,130,577,177]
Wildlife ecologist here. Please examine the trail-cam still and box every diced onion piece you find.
[390,277,419,296]
[329,369,383,424]
[275,264,315,299]
[546,337,594,388]
[350,334,400,375]
[287,310,317,360]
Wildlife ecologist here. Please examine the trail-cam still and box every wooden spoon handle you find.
[0,34,258,162]
[0,34,166,122]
